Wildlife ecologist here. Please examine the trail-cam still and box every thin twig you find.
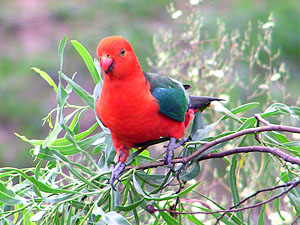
[146,180,300,216]
[215,181,298,224]
[198,146,300,165]
[125,124,300,171]
[255,113,270,126]
[291,213,300,225]
[126,145,300,171]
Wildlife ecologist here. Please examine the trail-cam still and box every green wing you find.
[144,72,189,122]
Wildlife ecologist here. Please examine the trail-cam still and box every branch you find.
[125,123,300,171]
[291,213,300,225]
[215,180,299,224]
[126,145,300,171]
[146,179,300,216]
[183,124,300,165]
[198,146,300,164]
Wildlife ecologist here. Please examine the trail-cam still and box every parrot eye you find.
[120,48,126,56]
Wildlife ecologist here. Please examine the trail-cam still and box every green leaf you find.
[283,141,300,152]
[214,101,242,124]
[49,132,104,155]
[71,40,100,84]
[94,58,104,81]
[57,83,68,109]
[44,193,76,204]
[51,150,97,176]
[191,119,221,141]
[105,211,132,225]
[180,161,200,182]
[97,209,132,225]
[58,35,67,72]
[149,171,172,194]
[190,111,204,138]
[33,160,43,198]
[53,122,98,146]
[93,143,106,155]
[258,203,266,225]
[237,117,256,131]
[73,109,86,134]
[98,134,115,170]
[290,106,300,116]
[185,214,204,225]
[63,163,98,189]
[229,155,244,222]
[271,131,289,144]
[274,198,285,221]
[153,202,179,225]
[132,173,150,198]
[2,168,76,194]
[231,102,260,114]
[68,111,80,132]
[14,133,43,146]
[146,181,201,201]
[33,147,57,161]
[115,198,144,211]
[93,81,111,134]
[0,183,27,205]
[30,211,47,222]
[265,103,299,120]
[27,176,75,194]
[43,123,63,148]
[43,109,81,148]
[32,67,58,93]
[61,73,94,109]
[260,109,281,118]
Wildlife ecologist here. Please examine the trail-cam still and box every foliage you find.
[1,3,300,225]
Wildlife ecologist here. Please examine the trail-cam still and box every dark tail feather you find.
[189,96,224,112]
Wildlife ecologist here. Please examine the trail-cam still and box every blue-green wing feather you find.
[144,72,188,122]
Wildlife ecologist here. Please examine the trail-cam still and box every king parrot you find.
[95,36,221,189]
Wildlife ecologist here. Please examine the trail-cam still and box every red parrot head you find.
[97,36,140,79]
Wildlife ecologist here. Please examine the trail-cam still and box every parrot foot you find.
[164,138,188,171]
[110,161,126,191]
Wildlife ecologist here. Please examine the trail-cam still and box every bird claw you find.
[164,138,188,172]
[110,161,126,191]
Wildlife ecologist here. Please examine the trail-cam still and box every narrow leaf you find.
[237,117,256,131]
[57,83,68,109]
[58,35,67,72]
[93,81,111,134]
[105,211,132,225]
[229,155,244,222]
[231,102,260,114]
[213,101,242,124]
[61,73,94,109]
[115,198,144,211]
[180,161,200,181]
[71,40,100,84]
[32,67,58,92]
[0,183,27,205]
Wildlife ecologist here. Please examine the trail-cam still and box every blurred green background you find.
[0,0,299,167]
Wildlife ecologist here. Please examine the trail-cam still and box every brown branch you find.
[126,145,300,171]
[198,146,300,165]
[291,213,300,225]
[255,113,270,126]
[126,124,300,172]
[138,119,300,221]
[146,179,300,216]
[215,180,299,224]
[184,124,300,164]
[125,124,300,171]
